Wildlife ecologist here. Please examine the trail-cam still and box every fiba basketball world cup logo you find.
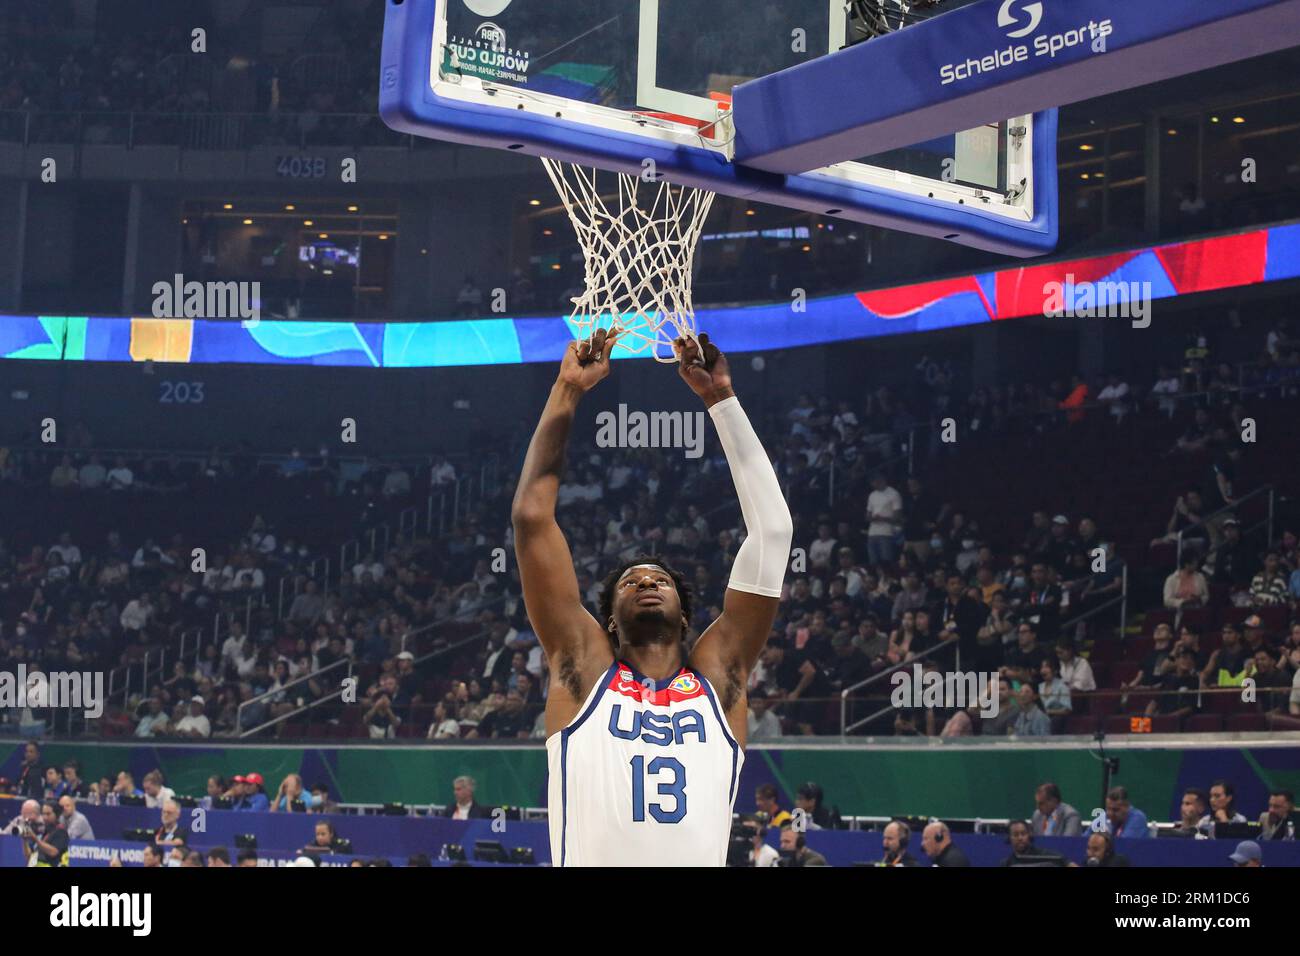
[446,0,531,84]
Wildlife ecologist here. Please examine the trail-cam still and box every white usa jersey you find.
[546,660,743,867]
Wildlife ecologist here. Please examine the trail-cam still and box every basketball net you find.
[542,158,716,363]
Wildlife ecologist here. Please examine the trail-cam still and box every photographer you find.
[2,799,40,837]
[737,816,779,867]
[24,802,70,867]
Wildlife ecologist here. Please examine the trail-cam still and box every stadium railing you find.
[1174,483,1276,569]
[236,655,353,739]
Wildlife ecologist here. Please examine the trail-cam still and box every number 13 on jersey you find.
[630,755,686,823]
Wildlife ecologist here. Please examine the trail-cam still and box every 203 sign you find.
[159,381,205,404]
[275,155,327,179]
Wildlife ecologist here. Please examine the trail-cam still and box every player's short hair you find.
[598,555,693,645]
[207,847,230,865]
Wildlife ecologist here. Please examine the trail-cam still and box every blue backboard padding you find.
[378,0,1058,257]
[734,0,1300,174]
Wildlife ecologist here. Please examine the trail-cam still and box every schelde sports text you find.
[940,20,1114,86]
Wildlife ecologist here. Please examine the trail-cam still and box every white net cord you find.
[542,158,716,363]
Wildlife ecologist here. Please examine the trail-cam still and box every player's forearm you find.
[512,382,583,524]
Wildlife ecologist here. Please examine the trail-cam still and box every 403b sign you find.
[275,155,326,179]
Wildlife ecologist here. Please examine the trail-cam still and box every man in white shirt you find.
[352,556,384,583]
[220,626,247,663]
[106,457,135,491]
[78,454,107,489]
[807,523,838,571]
[430,455,457,487]
[748,820,781,867]
[832,401,860,441]
[120,594,153,632]
[747,692,783,742]
[607,459,633,493]
[135,698,170,737]
[442,776,489,820]
[1151,366,1181,418]
[1056,641,1097,691]
[48,532,82,566]
[1096,375,1130,422]
[866,474,904,566]
[575,472,604,503]
[142,771,175,809]
[175,697,212,738]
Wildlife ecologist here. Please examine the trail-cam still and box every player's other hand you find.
[559,327,620,393]
[674,332,735,407]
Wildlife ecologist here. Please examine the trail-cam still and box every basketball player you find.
[512,329,793,866]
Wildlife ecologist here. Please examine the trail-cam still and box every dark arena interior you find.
[1,0,1299,927]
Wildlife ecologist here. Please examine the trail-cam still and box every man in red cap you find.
[235,772,269,812]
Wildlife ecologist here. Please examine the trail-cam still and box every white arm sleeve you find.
[709,396,794,598]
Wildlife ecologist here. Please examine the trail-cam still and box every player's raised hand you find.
[558,327,620,393]
[674,332,735,407]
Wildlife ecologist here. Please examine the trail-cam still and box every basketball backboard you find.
[381,0,1058,256]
